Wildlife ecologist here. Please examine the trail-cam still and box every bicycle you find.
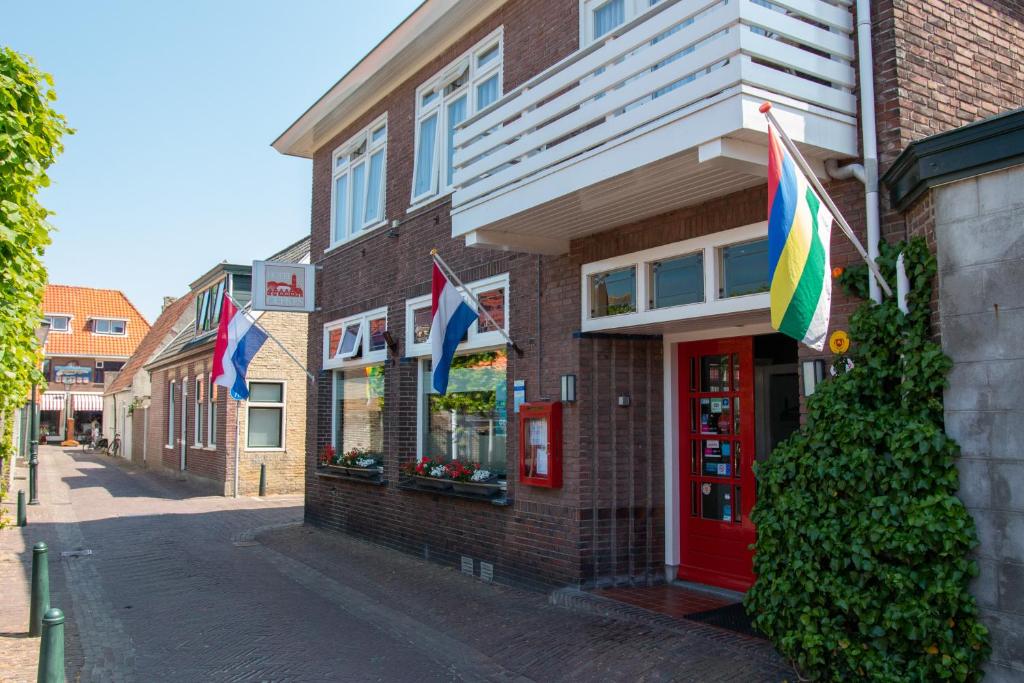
[109,433,121,457]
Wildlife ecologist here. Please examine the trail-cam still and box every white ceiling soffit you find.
[273,0,507,159]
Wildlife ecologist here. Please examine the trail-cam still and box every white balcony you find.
[450,0,858,254]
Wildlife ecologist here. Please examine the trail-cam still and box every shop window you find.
[420,350,508,476]
[589,266,636,317]
[412,306,432,345]
[333,367,385,456]
[411,29,503,204]
[719,238,770,298]
[331,115,388,247]
[246,382,284,449]
[322,308,388,370]
[649,252,703,309]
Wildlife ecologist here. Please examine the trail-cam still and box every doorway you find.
[677,333,798,591]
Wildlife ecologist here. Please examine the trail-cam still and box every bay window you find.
[411,29,503,204]
[246,382,285,450]
[420,350,508,476]
[333,367,385,457]
[331,115,388,247]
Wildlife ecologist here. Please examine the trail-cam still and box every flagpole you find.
[225,294,316,384]
[430,249,522,354]
[759,102,893,298]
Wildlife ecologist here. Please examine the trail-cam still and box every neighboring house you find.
[103,293,196,463]
[274,0,1024,676]
[143,237,310,496]
[40,285,150,442]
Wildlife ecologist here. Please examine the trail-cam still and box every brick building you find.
[143,237,310,496]
[38,285,150,443]
[274,0,1024,676]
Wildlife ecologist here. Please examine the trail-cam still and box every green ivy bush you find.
[744,238,989,681]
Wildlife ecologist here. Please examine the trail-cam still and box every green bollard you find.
[17,490,27,527]
[37,607,64,683]
[259,463,267,497]
[29,542,49,637]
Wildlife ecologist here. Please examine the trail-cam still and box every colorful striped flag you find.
[430,261,477,395]
[212,294,268,400]
[767,125,834,351]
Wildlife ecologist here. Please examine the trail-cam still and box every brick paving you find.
[0,446,792,681]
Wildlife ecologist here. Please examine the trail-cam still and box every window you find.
[333,367,385,456]
[195,278,227,334]
[323,307,388,371]
[246,382,284,449]
[167,380,176,447]
[331,116,388,247]
[420,350,507,476]
[405,273,509,357]
[93,318,127,335]
[650,252,703,309]
[194,377,204,445]
[207,374,217,447]
[719,239,770,298]
[589,266,637,317]
[44,315,70,332]
[411,29,503,204]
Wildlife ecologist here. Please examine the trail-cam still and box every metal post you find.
[37,607,65,683]
[259,463,267,497]
[29,384,39,505]
[29,542,49,637]
[17,490,26,527]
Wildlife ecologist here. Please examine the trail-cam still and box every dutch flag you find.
[212,294,268,400]
[430,262,476,395]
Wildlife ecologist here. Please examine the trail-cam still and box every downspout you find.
[827,0,882,303]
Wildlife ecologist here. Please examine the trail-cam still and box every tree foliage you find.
[0,47,70,414]
[745,238,989,680]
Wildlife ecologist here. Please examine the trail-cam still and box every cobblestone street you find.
[1,447,790,682]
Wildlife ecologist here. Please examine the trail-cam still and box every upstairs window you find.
[44,315,71,332]
[195,278,227,334]
[92,318,127,335]
[405,273,509,358]
[323,307,388,370]
[411,29,503,204]
[331,115,388,247]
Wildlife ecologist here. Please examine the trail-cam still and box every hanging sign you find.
[252,260,316,312]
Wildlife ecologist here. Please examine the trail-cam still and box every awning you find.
[40,392,65,411]
[71,393,103,412]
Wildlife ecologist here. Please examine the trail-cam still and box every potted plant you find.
[447,461,501,496]
[401,457,452,490]
[319,445,382,478]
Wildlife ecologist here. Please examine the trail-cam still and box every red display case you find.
[518,401,562,488]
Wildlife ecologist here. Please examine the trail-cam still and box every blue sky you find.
[5,0,421,323]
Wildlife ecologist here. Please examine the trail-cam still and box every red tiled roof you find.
[105,292,196,395]
[42,285,150,358]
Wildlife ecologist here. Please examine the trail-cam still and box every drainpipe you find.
[827,0,882,303]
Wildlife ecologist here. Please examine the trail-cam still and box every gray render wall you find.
[935,164,1024,681]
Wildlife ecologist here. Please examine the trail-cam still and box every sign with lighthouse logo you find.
[252,260,316,313]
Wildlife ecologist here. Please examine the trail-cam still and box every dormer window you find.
[92,318,127,335]
[44,315,71,332]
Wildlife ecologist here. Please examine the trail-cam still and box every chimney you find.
[162,296,178,312]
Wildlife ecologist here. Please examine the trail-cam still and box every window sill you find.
[323,221,389,256]
[405,192,452,218]
[245,447,285,453]
[397,477,511,506]
[316,467,387,486]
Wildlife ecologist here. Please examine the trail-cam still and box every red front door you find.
[678,337,756,592]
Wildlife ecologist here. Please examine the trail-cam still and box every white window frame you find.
[91,317,128,336]
[166,379,176,448]
[331,365,386,452]
[44,314,72,333]
[409,28,504,208]
[206,373,217,449]
[580,0,658,46]
[581,221,771,332]
[193,376,204,446]
[245,380,286,452]
[404,273,510,358]
[322,306,389,371]
[329,114,388,250]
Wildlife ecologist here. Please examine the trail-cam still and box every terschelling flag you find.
[767,125,834,351]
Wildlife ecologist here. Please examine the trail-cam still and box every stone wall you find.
[934,164,1024,681]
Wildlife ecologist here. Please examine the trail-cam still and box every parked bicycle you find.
[109,433,121,457]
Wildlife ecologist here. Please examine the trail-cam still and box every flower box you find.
[321,464,382,479]
[451,479,502,496]
[414,475,453,491]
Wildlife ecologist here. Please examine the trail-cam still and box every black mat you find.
[684,602,763,638]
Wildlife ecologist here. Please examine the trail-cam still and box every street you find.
[1,447,789,682]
